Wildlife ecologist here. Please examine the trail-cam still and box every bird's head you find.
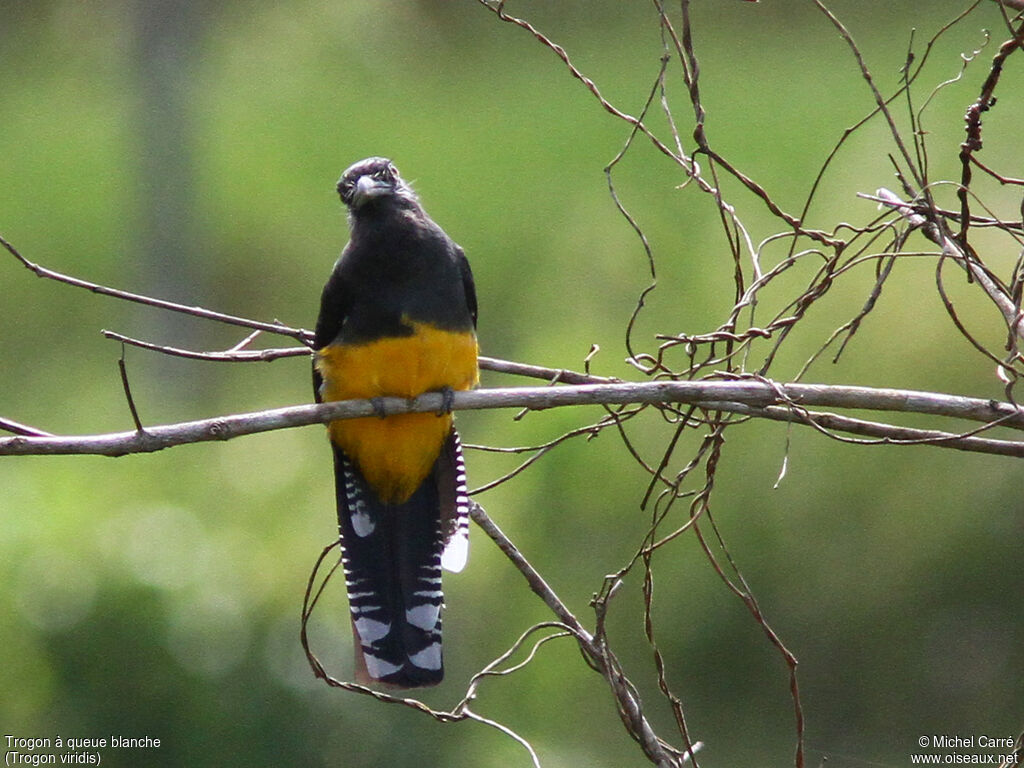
[337,157,418,212]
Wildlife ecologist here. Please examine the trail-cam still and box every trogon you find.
[313,157,478,688]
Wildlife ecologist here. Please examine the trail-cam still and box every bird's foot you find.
[435,386,456,416]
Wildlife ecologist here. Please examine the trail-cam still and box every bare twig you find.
[101,329,616,386]
[468,503,590,642]
[874,188,1024,345]
[1,233,313,344]
[0,417,54,438]
[958,19,1024,240]
[3,380,1024,458]
[102,330,312,363]
[117,344,145,432]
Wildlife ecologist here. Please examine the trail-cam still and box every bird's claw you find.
[436,386,456,416]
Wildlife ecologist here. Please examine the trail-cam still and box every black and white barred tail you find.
[333,429,470,688]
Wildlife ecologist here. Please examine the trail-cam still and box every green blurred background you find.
[1,1,1021,766]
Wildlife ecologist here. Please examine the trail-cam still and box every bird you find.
[312,157,478,688]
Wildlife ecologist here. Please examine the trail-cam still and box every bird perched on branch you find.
[313,157,477,688]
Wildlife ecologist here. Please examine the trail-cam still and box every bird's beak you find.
[351,175,390,208]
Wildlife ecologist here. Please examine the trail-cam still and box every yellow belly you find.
[316,322,478,503]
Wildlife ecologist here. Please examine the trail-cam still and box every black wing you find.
[312,255,352,402]
[455,245,478,330]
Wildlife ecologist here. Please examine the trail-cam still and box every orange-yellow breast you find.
[315,321,478,503]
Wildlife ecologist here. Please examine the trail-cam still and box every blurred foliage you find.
[1,1,1022,766]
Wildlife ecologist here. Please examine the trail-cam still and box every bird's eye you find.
[372,169,389,181]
